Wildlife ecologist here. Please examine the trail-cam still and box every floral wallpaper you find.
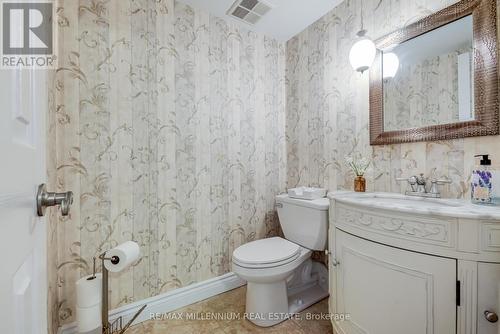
[286,0,500,200]
[48,0,286,329]
[48,0,500,332]
[47,67,58,334]
[384,48,471,131]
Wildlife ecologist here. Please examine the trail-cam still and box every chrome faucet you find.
[396,173,452,198]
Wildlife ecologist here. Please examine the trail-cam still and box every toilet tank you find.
[275,194,329,250]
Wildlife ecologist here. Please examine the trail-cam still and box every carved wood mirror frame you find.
[369,0,498,145]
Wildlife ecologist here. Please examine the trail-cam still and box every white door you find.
[0,67,47,333]
[477,263,500,334]
[334,229,457,334]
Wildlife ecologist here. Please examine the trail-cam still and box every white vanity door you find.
[334,229,457,334]
[477,263,500,334]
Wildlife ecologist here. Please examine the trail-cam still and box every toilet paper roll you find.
[76,304,101,333]
[104,241,140,273]
[76,273,102,308]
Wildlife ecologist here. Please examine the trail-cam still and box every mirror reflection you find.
[383,15,474,131]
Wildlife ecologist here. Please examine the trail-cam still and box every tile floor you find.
[127,286,333,333]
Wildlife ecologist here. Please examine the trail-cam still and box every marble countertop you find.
[327,191,500,221]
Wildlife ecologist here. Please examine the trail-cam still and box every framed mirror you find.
[369,0,498,145]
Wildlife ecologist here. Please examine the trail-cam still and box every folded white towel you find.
[287,187,327,200]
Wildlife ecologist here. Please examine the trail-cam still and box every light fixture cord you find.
[360,0,364,31]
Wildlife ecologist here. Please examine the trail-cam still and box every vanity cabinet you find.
[328,192,500,334]
[477,263,500,334]
[334,230,456,334]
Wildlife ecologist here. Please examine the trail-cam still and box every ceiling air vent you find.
[227,0,272,25]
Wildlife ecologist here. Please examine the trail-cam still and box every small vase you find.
[354,176,366,192]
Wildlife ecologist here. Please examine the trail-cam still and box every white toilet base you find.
[246,280,289,327]
[244,260,329,327]
[288,281,329,314]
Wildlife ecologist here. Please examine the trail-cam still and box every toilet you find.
[232,194,329,327]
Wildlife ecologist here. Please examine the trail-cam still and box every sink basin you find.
[350,192,463,208]
[328,191,500,220]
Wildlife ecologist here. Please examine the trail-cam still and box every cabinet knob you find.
[484,310,499,323]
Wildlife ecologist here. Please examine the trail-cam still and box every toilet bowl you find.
[232,194,329,327]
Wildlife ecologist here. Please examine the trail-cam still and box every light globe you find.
[349,31,376,73]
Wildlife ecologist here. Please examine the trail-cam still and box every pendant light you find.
[349,0,376,73]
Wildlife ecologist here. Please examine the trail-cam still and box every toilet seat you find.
[232,237,301,268]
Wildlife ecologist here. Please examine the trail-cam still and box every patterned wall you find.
[48,0,500,332]
[286,0,500,199]
[48,0,286,328]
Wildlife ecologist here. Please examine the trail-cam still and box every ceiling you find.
[176,0,345,42]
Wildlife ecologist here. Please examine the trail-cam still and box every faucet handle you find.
[432,178,452,184]
[395,176,418,192]
[429,178,452,195]
[395,176,418,184]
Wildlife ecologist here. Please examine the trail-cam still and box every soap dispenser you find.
[471,154,493,205]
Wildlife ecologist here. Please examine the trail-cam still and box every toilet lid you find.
[233,237,300,265]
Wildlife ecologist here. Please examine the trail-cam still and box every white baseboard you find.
[58,272,246,334]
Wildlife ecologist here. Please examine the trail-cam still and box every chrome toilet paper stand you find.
[92,252,147,334]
